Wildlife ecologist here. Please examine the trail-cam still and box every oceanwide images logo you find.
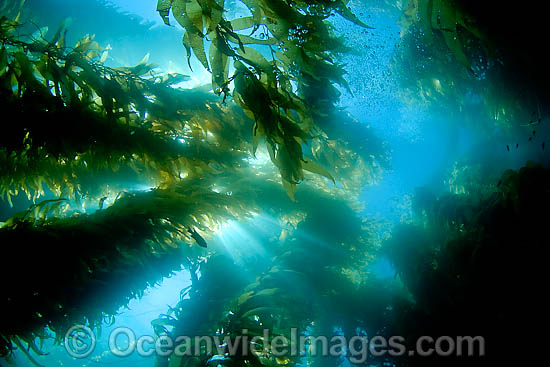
[64,325,486,362]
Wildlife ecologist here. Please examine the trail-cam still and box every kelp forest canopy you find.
[0,0,548,367]
[394,0,550,136]
[0,0,387,362]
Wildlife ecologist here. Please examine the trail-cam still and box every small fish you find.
[543,142,546,151]
[188,227,207,248]
[516,143,519,149]
[506,145,510,152]
[533,130,537,135]
[497,179,502,187]
[529,137,532,142]
[521,118,542,126]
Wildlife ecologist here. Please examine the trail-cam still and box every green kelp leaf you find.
[72,36,101,56]
[209,34,229,91]
[230,17,255,31]
[186,23,209,71]
[0,47,8,75]
[254,288,282,297]
[222,19,276,47]
[156,0,172,25]
[116,53,155,76]
[206,0,225,12]
[237,291,255,306]
[233,61,270,116]
[282,179,297,202]
[419,0,434,35]
[237,46,272,72]
[433,0,472,70]
[302,159,335,184]
[432,0,455,31]
[230,33,277,46]
[172,0,204,37]
[41,199,69,219]
[335,2,375,29]
[203,0,225,32]
[161,72,191,85]
[252,123,260,158]
[442,30,471,70]
[212,26,240,56]
[217,21,245,53]
[182,31,209,71]
[239,0,263,24]
[280,139,305,183]
[30,26,48,42]
[50,17,72,46]
[241,306,277,319]
[192,38,210,71]
[134,55,155,76]
[182,32,193,70]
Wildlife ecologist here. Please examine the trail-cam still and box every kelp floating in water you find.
[0,174,255,358]
[0,1,387,362]
[151,178,384,367]
[394,0,546,136]
[0,165,383,362]
[0,17,255,204]
[375,162,549,367]
[155,0,374,195]
[0,10,384,204]
[400,0,487,71]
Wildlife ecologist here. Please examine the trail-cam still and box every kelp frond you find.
[0,2,387,361]
[0,174,254,357]
[0,18,256,204]
[155,0,374,196]
[151,176,383,367]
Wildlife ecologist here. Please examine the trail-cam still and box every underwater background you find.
[1,0,548,366]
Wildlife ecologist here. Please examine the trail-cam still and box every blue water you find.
[8,272,191,367]
[333,7,478,222]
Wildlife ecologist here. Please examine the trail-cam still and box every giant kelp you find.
[0,174,258,359]
[372,163,549,367]
[0,2,386,361]
[0,17,253,204]
[0,6,384,203]
[22,0,183,66]
[151,177,385,367]
[155,0,375,195]
[393,0,546,137]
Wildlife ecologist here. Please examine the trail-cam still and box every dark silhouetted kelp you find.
[394,0,549,138]
[378,162,548,367]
